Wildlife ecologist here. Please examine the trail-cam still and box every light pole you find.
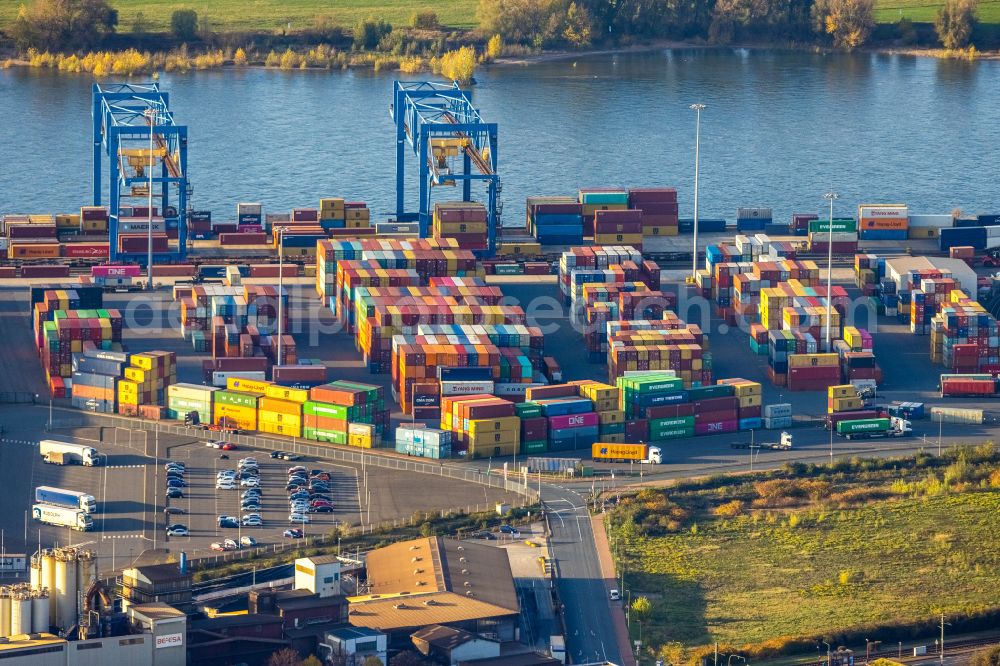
[277,226,286,364]
[690,103,706,282]
[822,641,831,666]
[823,191,839,352]
[146,108,156,291]
[829,424,834,464]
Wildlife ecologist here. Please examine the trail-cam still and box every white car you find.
[206,440,225,448]
[287,466,307,475]
[239,457,258,466]
[217,470,236,478]
[223,538,240,550]
[240,536,257,547]
[216,480,237,490]
[242,516,263,527]
[240,477,260,488]
[288,512,311,523]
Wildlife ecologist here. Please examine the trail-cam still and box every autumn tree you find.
[268,647,304,666]
[11,0,118,50]
[972,646,1000,666]
[935,0,977,49]
[477,0,549,44]
[812,0,874,48]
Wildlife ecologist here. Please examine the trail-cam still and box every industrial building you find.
[0,602,186,666]
[294,554,343,598]
[348,537,520,643]
[412,625,501,666]
[188,614,291,666]
[120,563,192,608]
[320,626,388,665]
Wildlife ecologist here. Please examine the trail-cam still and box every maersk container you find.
[835,418,890,434]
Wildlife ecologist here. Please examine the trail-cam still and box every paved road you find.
[543,483,622,666]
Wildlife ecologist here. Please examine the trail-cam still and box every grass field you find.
[875,0,1000,24]
[0,0,480,34]
[610,450,1000,656]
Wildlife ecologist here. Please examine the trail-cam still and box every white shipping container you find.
[396,426,451,447]
[930,406,984,424]
[494,382,546,397]
[237,202,263,215]
[168,383,220,401]
[119,218,165,233]
[211,371,266,387]
[764,403,792,418]
[0,238,8,252]
[859,205,908,219]
[908,214,953,228]
[986,226,1000,238]
[440,381,495,396]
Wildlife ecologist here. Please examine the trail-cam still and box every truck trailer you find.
[34,486,97,514]
[31,504,93,531]
[731,432,793,450]
[39,440,101,466]
[836,417,912,440]
[591,442,662,464]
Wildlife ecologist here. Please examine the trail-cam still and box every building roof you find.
[459,653,561,666]
[884,256,978,293]
[348,537,518,631]
[131,602,187,621]
[129,563,190,584]
[0,633,66,653]
[412,625,481,650]
[192,614,283,631]
[303,554,342,566]
[277,594,345,611]
[327,626,385,641]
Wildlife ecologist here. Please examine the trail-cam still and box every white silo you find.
[0,588,11,638]
[54,549,78,631]
[41,550,56,625]
[77,551,97,596]
[10,593,31,636]
[29,555,40,591]
[31,590,48,634]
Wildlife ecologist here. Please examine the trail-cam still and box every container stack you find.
[440,395,519,458]
[433,201,488,251]
[853,254,898,315]
[332,262,421,328]
[594,210,643,248]
[395,426,453,459]
[116,351,176,416]
[4,214,60,259]
[858,204,908,241]
[628,187,679,237]
[736,208,772,233]
[828,384,864,415]
[808,218,859,255]
[579,189,628,237]
[36,306,123,395]
[717,378,764,430]
[213,380,265,431]
[237,203,263,230]
[791,213,818,236]
[763,403,792,429]
[908,214,953,239]
[526,197,584,245]
[606,316,711,387]
[167,384,219,423]
[787,353,841,391]
[931,292,1000,371]
[174,285,289,361]
[80,206,109,234]
[558,246,644,304]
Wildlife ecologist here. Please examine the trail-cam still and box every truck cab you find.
[891,417,913,435]
[779,432,793,448]
[647,446,662,464]
[78,514,94,531]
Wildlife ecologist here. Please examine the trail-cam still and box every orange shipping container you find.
[257,396,302,416]
[9,243,61,259]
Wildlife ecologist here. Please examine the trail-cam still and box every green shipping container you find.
[515,402,543,419]
[649,426,695,441]
[580,191,628,205]
[809,218,858,234]
[304,400,353,421]
[215,390,263,409]
[617,374,684,395]
[522,440,548,454]
[686,385,734,400]
[649,416,696,431]
[836,418,889,434]
[599,422,626,435]
[494,263,524,275]
[303,427,349,445]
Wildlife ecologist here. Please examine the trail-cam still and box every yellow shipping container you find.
[467,416,520,436]
[258,397,302,416]
[227,377,272,394]
[216,404,258,430]
[468,439,519,459]
[264,385,309,403]
[788,353,839,368]
[259,421,302,438]
[124,367,149,384]
[643,226,679,236]
[594,233,643,246]
[577,382,618,402]
[830,397,864,413]
[497,242,541,257]
[131,355,155,371]
[597,410,625,425]
[828,385,856,399]
[259,410,302,428]
[738,395,762,409]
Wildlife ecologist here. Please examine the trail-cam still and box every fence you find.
[0,392,42,404]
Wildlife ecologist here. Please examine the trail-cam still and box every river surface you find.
[0,49,997,224]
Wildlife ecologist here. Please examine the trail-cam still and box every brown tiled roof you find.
[412,624,479,650]
[348,537,518,630]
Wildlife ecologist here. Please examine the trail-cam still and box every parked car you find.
[216,480,237,490]
[223,538,240,550]
[240,477,260,488]
[288,512,311,523]
[472,531,496,540]
[166,488,183,499]
[499,525,520,536]
[241,503,261,513]
[270,450,284,459]
[283,528,303,539]
[164,506,186,515]
[221,443,237,451]
[217,515,239,528]
[282,453,302,461]
[166,478,186,488]
[310,493,333,503]
[310,472,331,482]
[165,461,186,471]
[287,466,308,475]
[240,536,257,547]
[242,516,263,527]
[210,542,226,552]
[312,505,334,513]
[217,469,236,478]
[166,524,188,537]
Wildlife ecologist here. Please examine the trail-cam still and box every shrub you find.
[487,34,503,60]
[171,9,198,41]
[935,0,977,49]
[436,45,477,83]
[354,17,392,51]
[812,0,875,48]
[12,0,119,50]
[411,11,439,29]
[714,500,744,518]
[233,47,248,65]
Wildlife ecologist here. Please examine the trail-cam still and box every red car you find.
[221,443,237,451]
[310,499,332,508]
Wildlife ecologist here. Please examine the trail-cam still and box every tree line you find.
[477,0,982,50]
[5,0,984,54]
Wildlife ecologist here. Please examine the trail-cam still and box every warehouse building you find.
[412,625,501,666]
[320,626,388,665]
[120,563,192,608]
[348,537,520,644]
[883,256,978,294]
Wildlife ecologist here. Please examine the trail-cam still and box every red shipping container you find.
[627,188,678,204]
[273,365,328,384]
[521,417,548,441]
[9,225,57,239]
[548,412,599,430]
[250,264,299,278]
[22,266,70,278]
[739,405,762,418]
[644,403,696,418]
[0,267,16,278]
[625,419,648,441]
[220,233,268,245]
[695,409,739,424]
[152,264,197,277]
[693,396,739,412]
[633,201,680,215]
[63,243,109,258]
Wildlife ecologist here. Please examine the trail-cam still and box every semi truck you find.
[39,440,101,466]
[31,504,93,531]
[731,432,793,450]
[34,486,97,514]
[591,442,662,464]
[836,417,912,440]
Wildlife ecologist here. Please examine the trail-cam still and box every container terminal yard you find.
[2,80,1000,664]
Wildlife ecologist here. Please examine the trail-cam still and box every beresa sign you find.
[155,633,183,649]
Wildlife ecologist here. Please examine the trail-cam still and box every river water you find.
[1,49,997,224]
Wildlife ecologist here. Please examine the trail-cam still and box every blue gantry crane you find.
[92,82,189,262]
[390,81,501,255]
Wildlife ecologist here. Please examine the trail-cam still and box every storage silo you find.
[29,554,40,591]
[41,549,56,625]
[0,588,11,638]
[77,551,97,595]
[54,549,78,631]
[10,593,31,636]
[31,590,48,634]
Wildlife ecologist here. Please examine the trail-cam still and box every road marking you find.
[102,534,144,540]
[107,465,144,469]
[0,439,37,446]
